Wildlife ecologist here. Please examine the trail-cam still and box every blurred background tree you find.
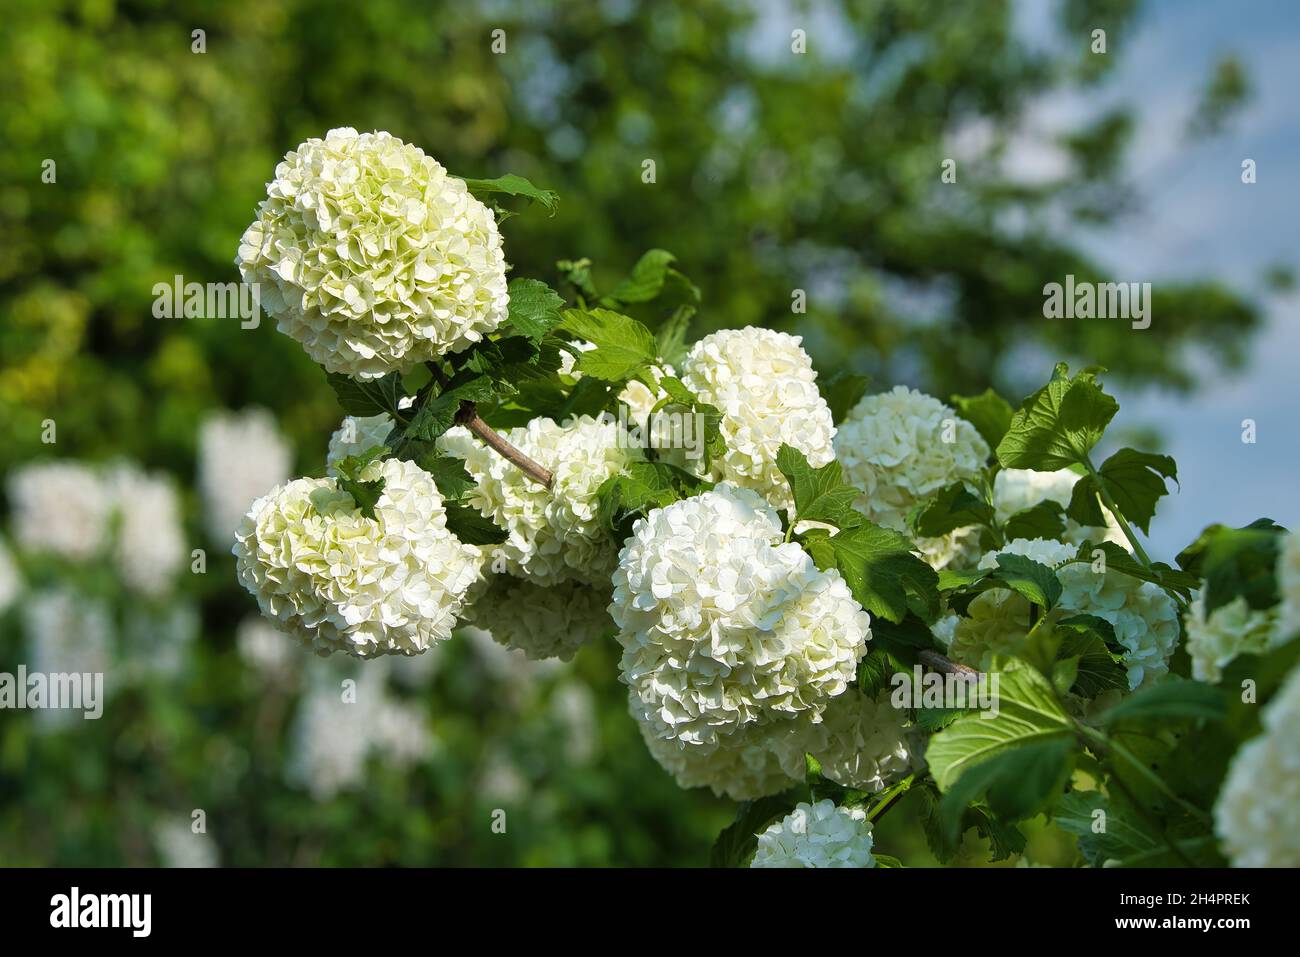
[0,0,1257,866]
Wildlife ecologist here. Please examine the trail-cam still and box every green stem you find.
[1084,459,1152,568]
[868,772,919,824]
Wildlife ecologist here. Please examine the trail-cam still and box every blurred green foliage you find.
[0,0,1254,866]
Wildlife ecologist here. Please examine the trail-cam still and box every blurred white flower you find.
[154,816,219,868]
[993,467,1126,548]
[680,326,836,509]
[7,461,113,561]
[0,537,21,614]
[236,615,297,681]
[1278,530,1300,642]
[234,458,481,657]
[750,800,875,868]
[1215,663,1300,867]
[106,463,187,597]
[23,589,114,729]
[197,408,292,545]
[237,127,509,379]
[771,687,913,792]
[121,602,199,681]
[550,681,599,765]
[1184,593,1281,683]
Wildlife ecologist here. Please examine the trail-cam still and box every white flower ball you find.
[234,457,481,657]
[465,575,612,661]
[1184,593,1282,683]
[750,800,876,868]
[1215,664,1300,867]
[326,413,396,475]
[680,326,836,509]
[613,483,870,751]
[1277,530,1300,642]
[993,467,1127,548]
[237,127,509,379]
[772,687,913,792]
[0,537,21,614]
[197,408,293,545]
[439,414,637,586]
[634,699,798,800]
[7,461,114,561]
[835,387,989,568]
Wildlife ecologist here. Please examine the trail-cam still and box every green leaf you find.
[558,307,659,383]
[595,461,710,537]
[1175,521,1288,614]
[501,278,565,344]
[926,664,1074,792]
[805,523,940,624]
[332,444,389,520]
[950,389,1015,449]
[1065,540,1199,601]
[858,647,911,698]
[995,363,1118,471]
[990,553,1062,610]
[1094,448,1177,535]
[604,249,700,306]
[325,371,406,420]
[402,373,495,444]
[909,481,993,537]
[821,371,871,424]
[775,443,864,529]
[1055,789,1221,867]
[418,454,477,503]
[443,504,508,546]
[873,854,902,868]
[939,738,1075,843]
[1097,679,1226,726]
[458,173,558,216]
[1054,616,1129,697]
[1002,500,1067,541]
[655,306,695,368]
[556,257,598,300]
[709,795,798,868]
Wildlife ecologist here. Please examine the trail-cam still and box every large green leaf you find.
[709,794,798,868]
[1097,679,1226,726]
[325,371,406,420]
[776,443,863,529]
[996,363,1118,471]
[909,481,993,537]
[500,278,566,343]
[926,664,1074,792]
[801,523,939,624]
[458,173,559,215]
[558,307,659,384]
[950,389,1015,450]
[939,738,1074,842]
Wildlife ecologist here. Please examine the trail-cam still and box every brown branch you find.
[917,649,980,678]
[456,402,554,489]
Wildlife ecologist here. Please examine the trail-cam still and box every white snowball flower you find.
[680,326,836,509]
[949,538,1179,688]
[106,464,187,597]
[234,457,481,658]
[1215,663,1300,867]
[464,575,612,661]
[772,687,913,792]
[1184,594,1282,683]
[993,467,1126,548]
[237,127,509,379]
[236,615,297,681]
[326,413,396,475]
[634,702,798,800]
[439,414,637,586]
[289,670,379,798]
[0,537,20,614]
[835,387,989,568]
[197,408,293,545]
[551,681,599,764]
[750,800,876,868]
[1277,530,1300,642]
[7,461,114,561]
[613,483,870,751]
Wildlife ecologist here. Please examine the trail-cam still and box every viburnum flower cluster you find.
[750,800,876,868]
[234,458,481,657]
[236,127,508,379]
[228,129,1300,869]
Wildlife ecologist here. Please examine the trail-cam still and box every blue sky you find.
[1014,0,1300,559]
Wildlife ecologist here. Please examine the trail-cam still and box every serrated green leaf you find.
[417,454,477,503]
[822,370,871,424]
[325,371,406,420]
[950,389,1015,449]
[926,664,1074,792]
[1093,448,1177,535]
[910,481,994,537]
[1097,679,1226,726]
[709,794,798,868]
[458,173,558,215]
[990,553,1062,609]
[558,307,659,383]
[939,738,1075,843]
[402,373,495,444]
[1178,522,1288,614]
[775,443,864,529]
[1002,500,1067,541]
[604,249,700,306]
[808,522,940,624]
[443,504,508,546]
[336,476,385,520]
[996,363,1118,471]
[501,278,565,343]
[654,305,695,368]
